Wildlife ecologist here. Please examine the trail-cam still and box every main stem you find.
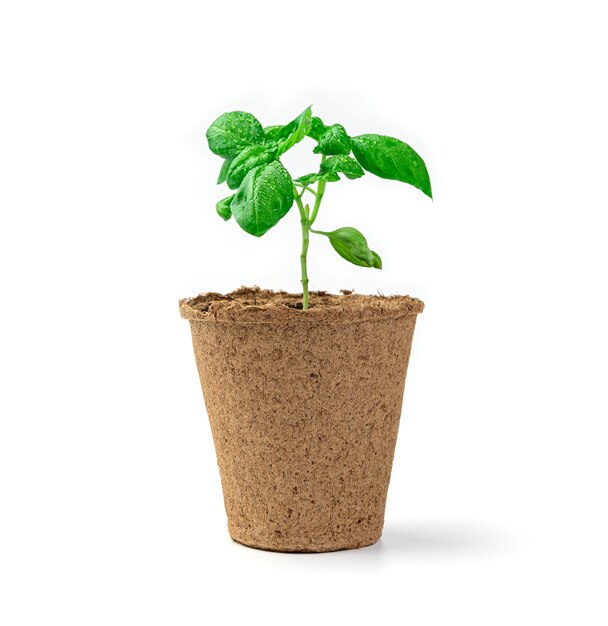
[299,203,310,309]
[295,157,327,310]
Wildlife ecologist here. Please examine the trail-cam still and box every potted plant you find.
[180,106,432,552]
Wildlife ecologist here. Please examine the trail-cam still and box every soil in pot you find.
[180,287,424,552]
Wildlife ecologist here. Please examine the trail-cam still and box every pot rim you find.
[179,287,424,325]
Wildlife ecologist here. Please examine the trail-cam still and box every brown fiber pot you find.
[180,287,424,552]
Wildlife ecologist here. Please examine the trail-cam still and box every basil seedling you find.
[206,106,432,309]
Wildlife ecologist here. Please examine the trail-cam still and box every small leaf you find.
[217,158,232,184]
[320,155,364,179]
[351,134,432,198]
[206,111,265,159]
[216,195,233,221]
[307,116,327,141]
[316,227,382,269]
[295,155,363,186]
[230,161,294,237]
[225,144,277,190]
[275,106,313,155]
[295,171,340,186]
[313,124,351,156]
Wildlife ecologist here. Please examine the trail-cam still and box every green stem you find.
[294,187,310,310]
[309,155,327,225]
[293,183,318,196]
[294,156,327,310]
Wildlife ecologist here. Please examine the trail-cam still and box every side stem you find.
[309,155,327,226]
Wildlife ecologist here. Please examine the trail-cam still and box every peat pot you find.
[179,287,424,552]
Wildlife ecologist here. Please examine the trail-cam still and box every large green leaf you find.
[206,111,265,159]
[320,155,364,179]
[216,195,234,221]
[313,124,351,155]
[230,162,294,236]
[225,144,277,190]
[275,106,313,155]
[315,227,382,268]
[351,134,432,198]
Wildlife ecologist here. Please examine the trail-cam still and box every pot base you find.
[230,532,381,553]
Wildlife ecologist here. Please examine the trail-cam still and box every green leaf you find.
[230,161,294,237]
[295,155,363,186]
[206,111,265,159]
[315,227,382,269]
[275,106,313,155]
[263,125,282,142]
[313,124,351,156]
[351,134,432,198]
[307,116,327,141]
[370,251,383,269]
[320,155,364,179]
[225,144,277,190]
[295,171,340,186]
[216,195,233,221]
[217,158,232,184]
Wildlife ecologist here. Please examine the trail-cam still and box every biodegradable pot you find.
[180,287,424,552]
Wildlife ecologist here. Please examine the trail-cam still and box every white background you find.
[1,0,607,624]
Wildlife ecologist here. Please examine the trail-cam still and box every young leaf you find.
[307,116,327,141]
[315,227,382,269]
[320,155,365,179]
[217,158,232,184]
[351,134,432,198]
[295,171,340,186]
[225,144,277,190]
[295,156,363,186]
[313,124,351,156]
[275,106,313,155]
[216,195,234,221]
[206,111,265,159]
[230,161,294,237]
